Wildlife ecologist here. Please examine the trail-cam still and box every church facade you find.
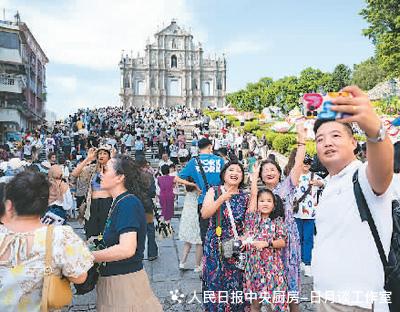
[119,20,226,109]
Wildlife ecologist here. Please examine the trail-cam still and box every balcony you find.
[0,74,24,93]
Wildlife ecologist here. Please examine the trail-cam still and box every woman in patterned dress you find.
[201,160,249,312]
[259,124,306,312]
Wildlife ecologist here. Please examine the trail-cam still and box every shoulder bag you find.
[41,225,73,311]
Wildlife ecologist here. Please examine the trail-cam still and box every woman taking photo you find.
[257,123,306,312]
[93,155,162,311]
[0,171,93,311]
[201,160,249,312]
[71,145,113,239]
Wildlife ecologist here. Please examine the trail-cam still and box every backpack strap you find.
[195,156,210,190]
[352,170,388,267]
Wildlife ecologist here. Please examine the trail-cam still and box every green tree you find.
[351,57,386,90]
[331,64,352,90]
[297,67,333,93]
[360,0,400,77]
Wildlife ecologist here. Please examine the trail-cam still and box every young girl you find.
[244,186,288,312]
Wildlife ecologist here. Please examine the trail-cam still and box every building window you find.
[172,39,177,49]
[217,78,222,90]
[0,31,19,49]
[136,80,145,95]
[124,75,130,88]
[168,78,181,96]
[171,55,177,68]
[203,82,210,96]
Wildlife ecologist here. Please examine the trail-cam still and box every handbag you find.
[352,170,400,312]
[41,225,73,312]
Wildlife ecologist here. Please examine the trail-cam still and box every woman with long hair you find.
[93,155,162,311]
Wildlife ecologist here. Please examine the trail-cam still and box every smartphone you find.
[302,92,351,120]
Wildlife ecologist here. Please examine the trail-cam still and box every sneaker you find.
[194,265,202,273]
[179,262,186,270]
[304,265,312,277]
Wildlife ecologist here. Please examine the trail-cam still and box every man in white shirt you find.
[312,86,393,312]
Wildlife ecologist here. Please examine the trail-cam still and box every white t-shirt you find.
[313,160,392,311]
[391,173,400,199]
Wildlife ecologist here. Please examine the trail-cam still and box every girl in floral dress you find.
[244,188,288,312]
[258,124,306,312]
[201,161,249,312]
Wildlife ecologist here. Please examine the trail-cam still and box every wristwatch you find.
[366,123,386,143]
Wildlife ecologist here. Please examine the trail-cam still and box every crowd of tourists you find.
[0,86,399,312]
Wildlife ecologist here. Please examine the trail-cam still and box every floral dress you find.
[244,212,288,312]
[0,225,94,312]
[202,190,249,312]
[273,176,301,294]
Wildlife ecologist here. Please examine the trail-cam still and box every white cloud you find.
[223,38,272,56]
[10,0,195,69]
[49,76,77,92]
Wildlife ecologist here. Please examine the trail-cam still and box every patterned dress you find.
[244,213,288,312]
[0,225,94,312]
[273,176,301,294]
[202,190,249,312]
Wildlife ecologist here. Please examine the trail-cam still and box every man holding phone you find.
[312,86,393,312]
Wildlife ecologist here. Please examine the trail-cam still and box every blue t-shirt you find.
[179,153,225,204]
[100,192,146,276]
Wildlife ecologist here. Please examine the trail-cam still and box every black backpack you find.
[353,170,400,312]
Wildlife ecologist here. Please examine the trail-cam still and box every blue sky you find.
[0,0,374,117]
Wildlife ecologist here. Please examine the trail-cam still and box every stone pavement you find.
[66,219,315,312]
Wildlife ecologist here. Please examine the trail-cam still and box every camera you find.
[302,92,352,120]
[232,239,243,256]
[222,239,243,258]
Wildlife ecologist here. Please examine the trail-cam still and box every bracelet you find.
[297,142,306,146]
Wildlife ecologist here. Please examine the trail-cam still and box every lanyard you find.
[98,193,133,241]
